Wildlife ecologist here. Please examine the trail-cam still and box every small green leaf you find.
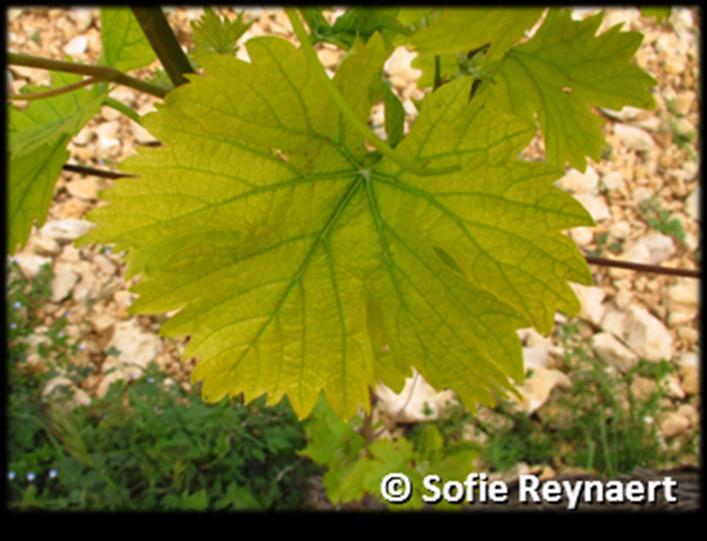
[331,8,411,49]
[179,489,209,511]
[410,8,543,66]
[190,8,251,61]
[9,141,68,254]
[300,8,332,37]
[9,72,104,156]
[100,8,157,71]
[8,72,104,253]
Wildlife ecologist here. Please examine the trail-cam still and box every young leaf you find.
[331,8,411,49]
[8,139,69,254]
[409,8,543,66]
[83,33,593,420]
[101,8,157,71]
[8,72,105,253]
[485,9,656,170]
[190,8,251,61]
[8,73,104,156]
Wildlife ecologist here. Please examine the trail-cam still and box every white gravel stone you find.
[558,166,599,194]
[668,309,696,326]
[624,305,674,362]
[72,125,93,146]
[659,412,690,438]
[570,226,594,247]
[632,187,654,205]
[96,121,121,149]
[614,124,656,152]
[570,283,606,325]
[640,232,675,265]
[523,343,550,369]
[601,309,627,338]
[685,187,699,220]
[14,253,51,279]
[574,193,611,222]
[109,319,164,371]
[51,264,80,302]
[41,219,93,242]
[592,332,639,372]
[66,178,99,200]
[668,279,699,307]
[376,372,456,422]
[64,35,88,55]
[513,367,571,414]
[602,171,625,191]
[609,221,631,239]
[69,9,94,31]
[678,351,698,368]
[29,235,61,256]
[384,47,421,82]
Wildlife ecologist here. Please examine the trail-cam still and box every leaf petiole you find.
[102,96,143,125]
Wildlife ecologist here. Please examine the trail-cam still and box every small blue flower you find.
[58,331,65,339]
[48,468,58,479]
[10,322,17,330]
[78,342,86,351]
[13,301,22,310]
[147,377,155,384]
[8,471,16,481]
[104,247,112,255]
[26,472,36,482]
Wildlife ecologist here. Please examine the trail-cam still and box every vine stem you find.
[8,52,167,98]
[285,8,459,178]
[585,255,700,279]
[131,7,194,88]
[8,76,99,101]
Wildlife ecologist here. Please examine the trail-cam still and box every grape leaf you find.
[9,7,155,254]
[8,73,104,156]
[8,139,69,254]
[484,9,656,170]
[331,8,411,49]
[8,72,105,253]
[100,8,157,71]
[190,8,251,61]
[409,8,542,66]
[82,32,593,419]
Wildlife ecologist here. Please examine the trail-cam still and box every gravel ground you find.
[7,7,701,468]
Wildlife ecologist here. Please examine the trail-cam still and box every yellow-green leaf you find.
[410,8,543,66]
[100,8,157,71]
[8,72,105,253]
[485,9,657,170]
[83,33,592,419]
